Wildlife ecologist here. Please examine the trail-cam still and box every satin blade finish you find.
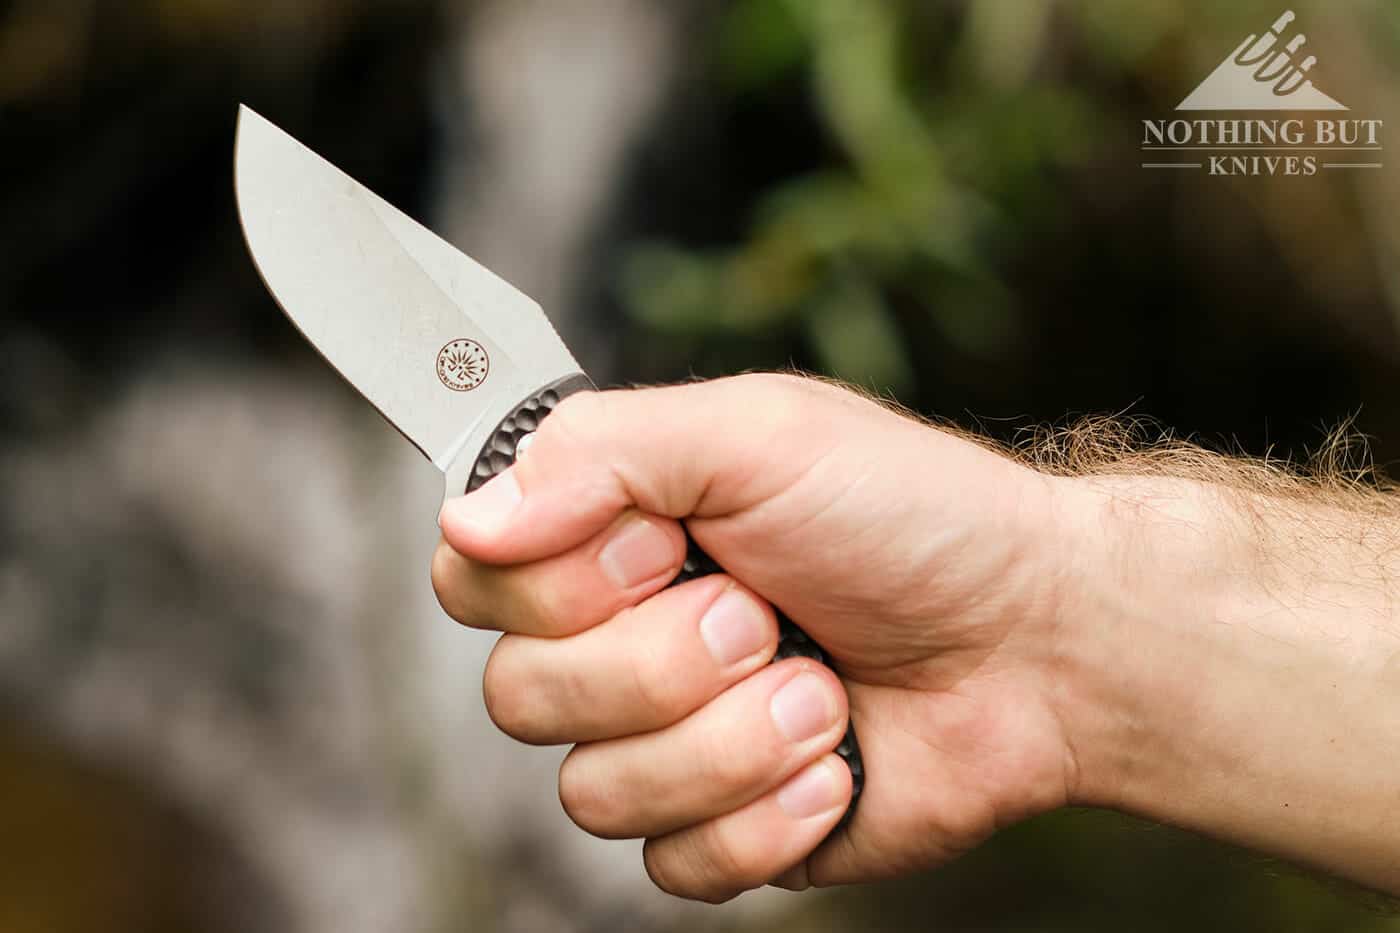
[233,106,581,475]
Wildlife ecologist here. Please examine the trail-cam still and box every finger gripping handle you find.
[672,540,864,826]
[469,376,863,827]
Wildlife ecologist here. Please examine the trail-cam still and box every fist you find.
[433,374,1078,902]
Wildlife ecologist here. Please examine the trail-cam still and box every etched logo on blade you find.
[436,339,490,392]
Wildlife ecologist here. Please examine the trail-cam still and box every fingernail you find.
[777,760,841,819]
[599,518,675,589]
[699,589,770,667]
[441,471,522,537]
[769,673,836,743]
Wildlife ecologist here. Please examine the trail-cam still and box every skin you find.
[432,373,1400,903]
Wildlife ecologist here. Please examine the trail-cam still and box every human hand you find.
[433,374,1080,902]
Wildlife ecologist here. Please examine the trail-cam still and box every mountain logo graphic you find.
[1178,11,1347,111]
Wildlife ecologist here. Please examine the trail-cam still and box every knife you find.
[232,105,863,824]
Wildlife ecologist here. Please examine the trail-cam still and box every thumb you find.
[438,374,839,565]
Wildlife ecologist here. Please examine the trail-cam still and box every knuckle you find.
[558,749,624,837]
[482,638,547,743]
[724,373,812,438]
[697,818,769,893]
[429,541,454,605]
[644,824,752,903]
[733,370,802,392]
[435,554,565,636]
[430,541,475,626]
[643,837,710,901]
[641,839,680,897]
[729,371,814,407]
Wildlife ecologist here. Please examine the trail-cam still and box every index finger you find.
[432,508,687,637]
[438,376,854,566]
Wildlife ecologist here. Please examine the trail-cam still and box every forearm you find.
[1055,474,1400,893]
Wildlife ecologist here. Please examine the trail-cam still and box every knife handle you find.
[467,375,863,828]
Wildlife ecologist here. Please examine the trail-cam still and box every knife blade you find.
[233,105,862,824]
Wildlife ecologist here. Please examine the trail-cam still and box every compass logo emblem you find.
[436,339,490,392]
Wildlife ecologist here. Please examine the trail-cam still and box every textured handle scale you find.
[469,375,863,827]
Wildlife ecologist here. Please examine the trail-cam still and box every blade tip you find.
[233,106,277,193]
[234,104,253,155]
[235,104,277,143]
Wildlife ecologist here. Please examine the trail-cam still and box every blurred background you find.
[4,0,1400,930]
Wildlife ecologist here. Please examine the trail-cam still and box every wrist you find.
[1044,472,1400,893]
[1044,473,1239,812]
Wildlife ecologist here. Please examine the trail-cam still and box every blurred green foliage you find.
[619,0,1400,421]
[621,0,1099,395]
